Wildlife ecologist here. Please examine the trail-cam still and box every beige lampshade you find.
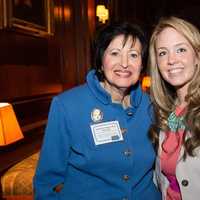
[0,103,24,146]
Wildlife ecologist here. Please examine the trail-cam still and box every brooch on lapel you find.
[91,108,103,123]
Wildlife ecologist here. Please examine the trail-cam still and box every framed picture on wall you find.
[0,0,54,37]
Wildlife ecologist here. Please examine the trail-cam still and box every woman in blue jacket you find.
[33,22,161,200]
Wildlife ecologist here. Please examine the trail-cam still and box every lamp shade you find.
[0,103,24,146]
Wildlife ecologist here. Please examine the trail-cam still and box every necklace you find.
[167,108,185,132]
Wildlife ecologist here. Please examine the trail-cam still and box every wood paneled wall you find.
[0,1,96,188]
[0,0,95,137]
[112,0,200,34]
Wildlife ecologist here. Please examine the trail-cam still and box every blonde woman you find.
[149,16,200,200]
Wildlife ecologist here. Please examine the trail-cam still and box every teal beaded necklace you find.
[167,108,186,132]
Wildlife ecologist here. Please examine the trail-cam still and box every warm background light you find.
[96,4,109,23]
[0,103,24,146]
[142,76,151,91]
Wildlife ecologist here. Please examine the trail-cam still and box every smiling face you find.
[155,27,198,96]
[102,34,142,94]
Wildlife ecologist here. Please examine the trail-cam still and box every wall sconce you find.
[0,103,24,146]
[96,4,109,24]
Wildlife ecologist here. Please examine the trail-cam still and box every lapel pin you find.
[91,108,103,123]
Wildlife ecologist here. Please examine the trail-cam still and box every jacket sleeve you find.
[33,96,71,199]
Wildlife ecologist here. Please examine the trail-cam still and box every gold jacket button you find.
[127,111,133,116]
[124,149,132,156]
[123,175,129,181]
[181,179,189,187]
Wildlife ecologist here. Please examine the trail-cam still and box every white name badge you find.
[90,121,123,145]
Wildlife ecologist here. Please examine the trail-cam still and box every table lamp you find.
[0,103,24,146]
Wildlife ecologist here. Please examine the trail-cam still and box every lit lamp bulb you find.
[96,5,109,24]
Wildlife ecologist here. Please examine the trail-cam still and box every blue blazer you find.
[33,70,161,200]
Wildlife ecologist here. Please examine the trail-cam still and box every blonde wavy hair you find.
[148,16,200,158]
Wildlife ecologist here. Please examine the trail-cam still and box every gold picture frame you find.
[0,0,54,37]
